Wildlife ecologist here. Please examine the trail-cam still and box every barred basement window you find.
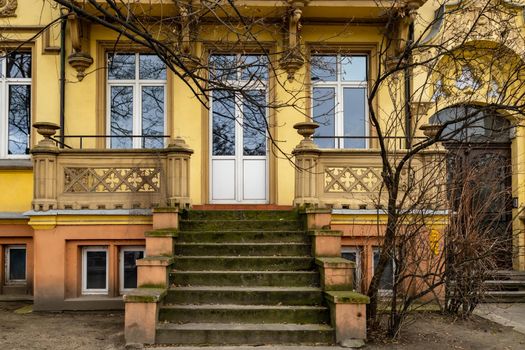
[82,247,108,295]
[0,52,32,158]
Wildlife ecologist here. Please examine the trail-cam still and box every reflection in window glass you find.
[311,55,337,82]
[313,87,336,148]
[209,54,237,81]
[85,250,107,290]
[6,52,31,78]
[8,85,31,155]
[373,249,394,290]
[240,55,268,81]
[343,88,366,148]
[139,55,166,80]
[342,248,360,291]
[341,56,367,81]
[243,90,266,156]
[8,247,26,281]
[108,53,135,80]
[110,86,133,149]
[212,90,236,156]
[142,86,165,148]
[123,250,144,290]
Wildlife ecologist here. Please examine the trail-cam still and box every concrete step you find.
[175,242,311,256]
[173,256,314,271]
[488,270,525,280]
[155,323,335,346]
[177,231,309,244]
[159,304,330,324]
[171,271,320,287]
[484,280,525,290]
[165,286,324,306]
[180,220,302,231]
[482,291,525,303]
[183,210,299,221]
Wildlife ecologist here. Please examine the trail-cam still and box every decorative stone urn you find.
[68,52,94,81]
[293,121,320,151]
[419,123,441,139]
[33,122,60,149]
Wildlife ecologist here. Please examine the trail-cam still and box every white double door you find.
[210,90,268,203]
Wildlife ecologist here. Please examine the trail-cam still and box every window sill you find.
[0,159,32,170]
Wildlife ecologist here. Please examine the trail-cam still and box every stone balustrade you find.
[292,122,447,209]
[31,122,193,211]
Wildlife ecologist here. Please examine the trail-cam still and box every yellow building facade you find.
[1,0,525,345]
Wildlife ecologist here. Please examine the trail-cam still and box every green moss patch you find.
[325,291,370,304]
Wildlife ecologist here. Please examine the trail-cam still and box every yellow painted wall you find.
[0,171,33,212]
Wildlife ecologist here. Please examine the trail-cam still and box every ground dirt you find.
[1,301,525,350]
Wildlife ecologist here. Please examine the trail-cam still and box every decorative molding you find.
[280,1,309,80]
[0,0,17,17]
[324,167,383,193]
[64,167,161,193]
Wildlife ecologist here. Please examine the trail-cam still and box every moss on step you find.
[145,228,179,237]
[315,257,355,268]
[324,291,370,304]
[308,229,342,236]
[124,288,166,303]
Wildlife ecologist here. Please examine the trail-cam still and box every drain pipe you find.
[59,11,67,147]
[404,22,414,149]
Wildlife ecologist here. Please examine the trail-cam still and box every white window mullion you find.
[0,79,6,157]
[134,82,141,148]
[235,92,243,202]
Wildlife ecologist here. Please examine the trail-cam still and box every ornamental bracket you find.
[67,13,93,81]
[280,1,309,81]
[0,0,17,17]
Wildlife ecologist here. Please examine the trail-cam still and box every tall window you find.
[107,53,166,149]
[0,52,31,158]
[120,247,144,293]
[341,247,362,292]
[311,54,368,148]
[373,248,395,293]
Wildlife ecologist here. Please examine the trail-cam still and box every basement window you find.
[82,247,108,295]
[119,247,145,293]
[5,245,26,284]
[341,247,361,292]
[373,248,395,294]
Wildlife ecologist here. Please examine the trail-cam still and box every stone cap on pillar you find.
[293,121,322,153]
[32,122,60,151]
[166,136,194,154]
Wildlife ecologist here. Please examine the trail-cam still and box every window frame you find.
[372,247,396,295]
[341,246,362,292]
[310,53,369,149]
[81,246,109,295]
[0,51,32,159]
[4,245,27,284]
[119,246,145,294]
[106,52,167,149]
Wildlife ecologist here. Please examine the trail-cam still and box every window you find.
[82,247,108,295]
[0,52,31,158]
[107,53,167,149]
[120,247,144,293]
[311,54,368,148]
[5,245,26,283]
[372,248,395,292]
[341,247,361,292]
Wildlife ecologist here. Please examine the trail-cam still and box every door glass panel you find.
[110,86,133,149]
[108,53,135,80]
[139,54,166,80]
[86,251,107,290]
[343,88,366,148]
[311,55,337,82]
[8,85,31,155]
[8,247,26,281]
[341,56,367,81]
[243,90,266,156]
[313,87,336,148]
[142,86,164,148]
[212,90,236,156]
[123,250,144,289]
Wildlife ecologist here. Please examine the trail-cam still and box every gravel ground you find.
[1,301,525,350]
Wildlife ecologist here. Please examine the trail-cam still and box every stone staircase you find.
[155,210,335,346]
[482,270,525,303]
